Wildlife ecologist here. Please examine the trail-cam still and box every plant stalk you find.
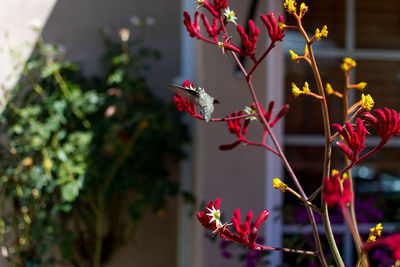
[295,14,344,267]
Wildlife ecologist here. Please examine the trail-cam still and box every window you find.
[282,0,400,265]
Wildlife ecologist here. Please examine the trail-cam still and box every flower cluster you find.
[183,0,285,62]
[361,93,374,111]
[236,20,259,61]
[323,170,352,208]
[260,12,285,43]
[362,108,400,146]
[197,198,270,249]
[332,118,366,162]
[367,223,383,243]
[341,57,357,72]
[197,198,222,231]
[314,25,328,41]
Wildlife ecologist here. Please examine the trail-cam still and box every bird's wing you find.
[166,84,200,105]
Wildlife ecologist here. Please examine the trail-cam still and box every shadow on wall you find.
[41,0,182,100]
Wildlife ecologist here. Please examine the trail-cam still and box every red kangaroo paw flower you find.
[332,118,366,161]
[362,108,400,146]
[260,12,285,43]
[183,11,200,38]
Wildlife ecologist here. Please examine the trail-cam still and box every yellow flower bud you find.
[299,3,308,16]
[315,28,321,41]
[361,93,374,111]
[315,25,328,41]
[368,223,383,243]
[326,83,334,95]
[291,82,302,97]
[321,25,328,37]
[358,82,367,90]
[370,223,383,237]
[341,57,357,72]
[290,50,300,62]
[303,82,310,94]
[284,0,297,14]
[273,178,287,192]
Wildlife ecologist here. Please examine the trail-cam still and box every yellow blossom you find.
[357,82,367,90]
[273,178,287,192]
[299,3,308,16]
[291,82,302,97]
[326,83,334,95]
[290,50,300,62]
[284,0,297,14]
[341,57,357,71]
[361,93,374,111]
[302,82,310,94]
[368,235,377,242]
[320,25,328,37]
[368,223,383,243]
[315,25,328,41]
[370,223,383,237]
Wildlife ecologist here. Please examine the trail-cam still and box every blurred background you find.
[0,0,399,266]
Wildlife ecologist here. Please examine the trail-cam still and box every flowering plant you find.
[0,22,188,266]
[174,0,400,266]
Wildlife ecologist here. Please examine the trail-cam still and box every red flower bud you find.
[253,210,270,229]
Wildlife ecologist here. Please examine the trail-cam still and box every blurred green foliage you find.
[0,26,188,266]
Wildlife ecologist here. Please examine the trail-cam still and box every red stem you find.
[248,41,276,78]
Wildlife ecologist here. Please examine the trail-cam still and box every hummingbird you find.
[167,84,220,122]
